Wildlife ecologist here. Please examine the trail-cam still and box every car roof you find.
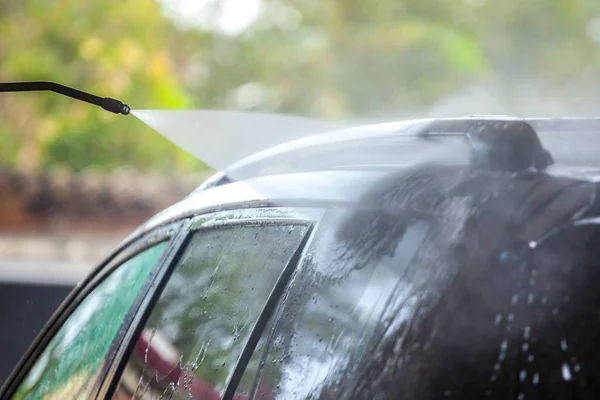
[130,169,386,237]
[131,116,600,239]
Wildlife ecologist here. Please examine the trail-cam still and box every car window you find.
[236,209,428,399]
[233,316,277,399]
[11,242,168,400]
[111,222,308,400]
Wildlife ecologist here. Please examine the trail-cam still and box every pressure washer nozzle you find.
[0,82,132,116]
[102,97,131,115]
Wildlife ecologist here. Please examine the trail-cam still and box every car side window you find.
[11,242,168,400]
[111,223,308,400]
[236,209,426,399]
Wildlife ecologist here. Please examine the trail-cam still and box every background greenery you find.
[2,0,600,174]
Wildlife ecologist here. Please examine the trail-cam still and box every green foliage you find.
[2,0,600,173]
[0,123,20,166]
[0,0,202,173]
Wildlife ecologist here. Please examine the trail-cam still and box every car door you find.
[1,221,188,400]
[102,207,317,400]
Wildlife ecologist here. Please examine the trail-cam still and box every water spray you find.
[0,81,130,115]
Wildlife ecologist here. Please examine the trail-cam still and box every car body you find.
[3,116,600,399]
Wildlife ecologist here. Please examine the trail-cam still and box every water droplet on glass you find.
[528,293,535,305]
[529,241,537,249]
[529,277,536,286]
[518,393,525,400]
[508,313,515,322]
[520,370,527,382]
[499,340,508,361]
[541,296,548,304]
[495,314,503,325]
[512,294,519,305]
[533,372,540,385]
[522,343,529,351]
[561,339,568,351]
[524,326,531,340]
[528,354,535,362]
[562,363,572,381]
[574,363,581,373]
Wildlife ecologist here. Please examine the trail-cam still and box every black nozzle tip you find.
[102,97,131,115]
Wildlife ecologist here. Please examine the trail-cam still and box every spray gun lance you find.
[0,81,130,115]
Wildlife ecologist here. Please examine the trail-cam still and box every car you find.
[3,116,600,400]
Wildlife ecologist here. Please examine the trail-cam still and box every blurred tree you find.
[211,0,600,117]
[182,0,600,119]
[0,0,204,173]
[2,0,600,173]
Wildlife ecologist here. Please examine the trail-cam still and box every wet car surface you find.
[3,117,600,399]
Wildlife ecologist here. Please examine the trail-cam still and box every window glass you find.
[238,171,600,399]
[112,223,308,400]
[12,243,167,400]
[233,316,277,399]
[238,209,430,399]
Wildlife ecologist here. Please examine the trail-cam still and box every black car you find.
[3,116,600,400]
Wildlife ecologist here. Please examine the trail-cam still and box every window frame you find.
[98,207,320,400]
[0,220,187,399]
